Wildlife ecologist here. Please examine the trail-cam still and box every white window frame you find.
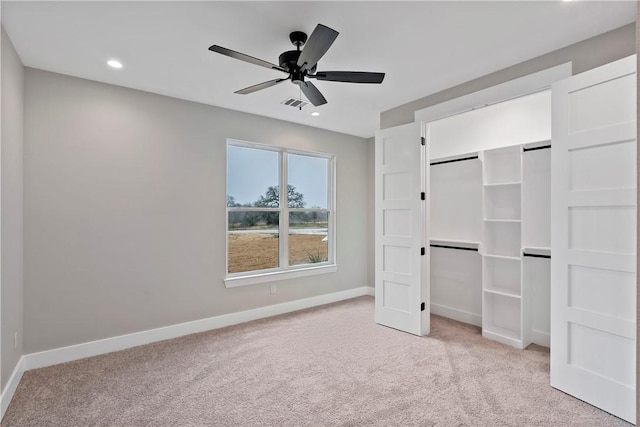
[224,139,337,287]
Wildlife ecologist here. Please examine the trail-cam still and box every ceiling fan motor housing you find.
[278,50,301,71]
[279,49,317,82]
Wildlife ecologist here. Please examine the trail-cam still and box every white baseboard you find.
[531,329,550,348]
[431,302,482,327]
[24,286,371,371]
[1,356,25,420]
[365,286,374,296]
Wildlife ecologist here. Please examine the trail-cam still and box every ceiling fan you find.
[208,24,385,107]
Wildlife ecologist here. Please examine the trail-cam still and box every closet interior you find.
[427,91,551,349]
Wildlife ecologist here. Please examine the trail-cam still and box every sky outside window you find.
[227,145,278,207]
[227,145,328,208]
[288,154,328,209]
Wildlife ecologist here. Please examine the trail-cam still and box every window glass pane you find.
[227,145,279,208]
[287,154,328,209]
[289,212,329,266]
[228,211,279,273]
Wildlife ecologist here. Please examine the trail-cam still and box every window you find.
[225,140,336,286]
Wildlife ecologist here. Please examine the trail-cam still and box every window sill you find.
[224,264,338,288]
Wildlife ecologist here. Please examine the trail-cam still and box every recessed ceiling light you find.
[107,59,123,69]
[311,112,320,117]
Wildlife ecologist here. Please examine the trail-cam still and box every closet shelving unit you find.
[426,140,551,348]
[481,145,529,348]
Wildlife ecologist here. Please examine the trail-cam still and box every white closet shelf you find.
[430,151,479,165]
[484,287,521,299]
[484,219,521,223]
[522,139,551,151]
[483,254,521,261]
[522,246,551,257]
[429,239,480,249]
[483,181,521,188]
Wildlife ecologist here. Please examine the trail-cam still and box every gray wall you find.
[366,137,374,289]
[1,27,24,390]
[382,23,636,129]
[23,69,369,354]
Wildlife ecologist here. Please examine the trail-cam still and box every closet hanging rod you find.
[430,244,478,252]
[430,155,479,166]
[523,145,551,153]
[522,252,551,259]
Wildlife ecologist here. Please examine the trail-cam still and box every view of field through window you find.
[227,144,331,274]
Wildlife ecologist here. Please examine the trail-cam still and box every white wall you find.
[1,26,24,390]
[23,68,370,354]
[428,91,551,160]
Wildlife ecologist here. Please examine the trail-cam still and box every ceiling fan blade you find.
[300,81,327,106]
[235,78,288,95]
[209,45,287,73]
[297,24,339,73]
[312,71,385,84]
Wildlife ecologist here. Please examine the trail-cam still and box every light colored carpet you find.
[2,296,631,426]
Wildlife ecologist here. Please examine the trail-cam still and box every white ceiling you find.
[1,1,636,138]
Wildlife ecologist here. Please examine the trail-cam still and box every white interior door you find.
[375,123,429,336]
[551,55,636,424]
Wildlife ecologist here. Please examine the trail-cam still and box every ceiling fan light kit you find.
[208,24,385,107]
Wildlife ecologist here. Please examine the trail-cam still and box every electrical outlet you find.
[14,332,18,349]
[270,284,277,294]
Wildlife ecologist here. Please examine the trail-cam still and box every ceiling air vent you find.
[281,97,309,110]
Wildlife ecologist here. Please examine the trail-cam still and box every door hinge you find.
[421,192,426,200]
[421,247,426,256]
[421,136,426,146]
[421,302,426,311]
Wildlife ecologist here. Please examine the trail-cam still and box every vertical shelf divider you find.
[481,145,530,349]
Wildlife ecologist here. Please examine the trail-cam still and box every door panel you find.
[551,55,636,424]
[375,123,428,336]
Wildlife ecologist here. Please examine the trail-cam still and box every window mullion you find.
[279,152,289,269]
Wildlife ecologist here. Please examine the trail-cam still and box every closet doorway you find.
[374,57,636,423]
